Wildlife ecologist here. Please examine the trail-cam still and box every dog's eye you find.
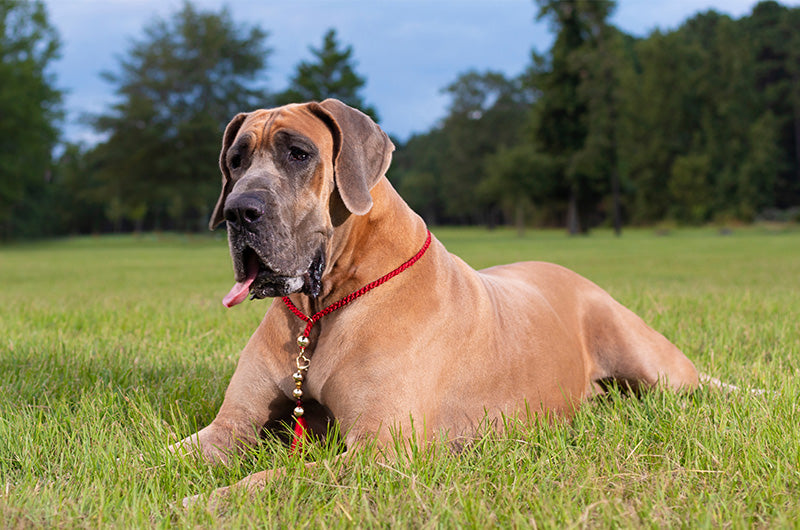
[229,153,242,170]
[289,146,309,162]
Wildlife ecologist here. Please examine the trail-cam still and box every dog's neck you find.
[291,177,429,315]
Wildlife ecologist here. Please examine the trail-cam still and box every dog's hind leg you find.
[584,292,699,394]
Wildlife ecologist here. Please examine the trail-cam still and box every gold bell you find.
[292,388,303,399]
[297,335,310,348]
[293,405,304,418]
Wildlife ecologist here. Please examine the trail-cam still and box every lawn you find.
[1,226,799,527]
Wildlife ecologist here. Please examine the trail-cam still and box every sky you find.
[45,0,799,145]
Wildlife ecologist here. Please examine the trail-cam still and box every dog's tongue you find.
[222,276,254,308]
[222,253,259,308]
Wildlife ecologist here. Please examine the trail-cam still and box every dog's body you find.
[171,99,699,499]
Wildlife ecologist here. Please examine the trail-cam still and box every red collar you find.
[281,229,432,452]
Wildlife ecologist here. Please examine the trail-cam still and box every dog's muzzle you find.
[221,194,326,307]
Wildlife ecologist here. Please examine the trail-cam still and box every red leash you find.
[282,229,432,453]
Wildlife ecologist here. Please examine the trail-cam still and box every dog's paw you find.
[168,426,250,465]
[181,486,234,512]
[168,437,233,466]
[181,494,201,509]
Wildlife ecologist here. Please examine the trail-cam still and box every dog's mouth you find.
[222,247,325,308]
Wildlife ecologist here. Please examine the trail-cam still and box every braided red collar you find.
[281,229,432,452]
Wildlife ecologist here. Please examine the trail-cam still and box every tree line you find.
[1,1,375,238]
[1,0,799,239]
[393,0,800,233]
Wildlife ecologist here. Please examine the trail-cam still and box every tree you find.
[392,1,800,230]
[276,28,378,120]
[571,25,631,234]
[49,142,106,234]
[747,1,800,207]
[440,71,532,224]
[786,7,800,195]
[391,70,532,227]
[87,1,271,231]
[616,24,713,224]
[615,8,786,225]
[532,0,617,234]
[480,143,559,234]
[0,0,62,238]
[736,111,782,219]
[668,152,712,223]
[391,128,449,225]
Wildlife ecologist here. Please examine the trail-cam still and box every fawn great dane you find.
[170,99,699,502]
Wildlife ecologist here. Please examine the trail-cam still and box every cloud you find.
[46,0,800,144]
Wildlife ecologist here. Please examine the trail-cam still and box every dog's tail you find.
[699,373,769,396]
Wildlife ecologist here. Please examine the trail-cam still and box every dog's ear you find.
[311,99,394,215]
[209,112,248,230]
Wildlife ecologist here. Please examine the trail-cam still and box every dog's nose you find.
[224,194,265,230]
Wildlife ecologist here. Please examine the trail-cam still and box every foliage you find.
[0,0,62,239]
[390,70,533,226]
[530,0,617,234]
[480,144,559,232]
[747,1,800,208]
[85,1,271,232]
[4,0,800,237]
[394,1,800,232]
[2,228,799,524]
[275,28,378,121]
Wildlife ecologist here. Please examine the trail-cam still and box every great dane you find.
[170,99,699,502]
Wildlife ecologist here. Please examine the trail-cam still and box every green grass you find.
[1,226,799,527]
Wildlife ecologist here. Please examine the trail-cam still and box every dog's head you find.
[210,99,394,306]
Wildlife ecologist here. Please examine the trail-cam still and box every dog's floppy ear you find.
[311,99,394,215]
[209,112,248,230]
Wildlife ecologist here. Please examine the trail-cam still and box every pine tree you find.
[276,29,378,121]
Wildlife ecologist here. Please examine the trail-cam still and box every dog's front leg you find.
[182,449,363,510]
[182,463,297,509]
[169,342,290,465]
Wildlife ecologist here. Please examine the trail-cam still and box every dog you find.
[170,98,699,503]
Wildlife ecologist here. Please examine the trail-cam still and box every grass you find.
[1,226,799,527]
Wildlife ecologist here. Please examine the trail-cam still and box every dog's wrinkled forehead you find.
[235,105,334,158]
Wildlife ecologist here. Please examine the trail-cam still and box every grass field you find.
[1,226,799,527]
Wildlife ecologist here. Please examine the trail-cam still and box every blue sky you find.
[46,0,798,145]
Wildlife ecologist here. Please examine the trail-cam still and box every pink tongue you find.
[222,254,259,308]
[222,276,255,308]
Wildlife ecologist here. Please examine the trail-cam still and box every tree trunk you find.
[794,100,800,187]
[567,189,580,235]
[611,168,622,236]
